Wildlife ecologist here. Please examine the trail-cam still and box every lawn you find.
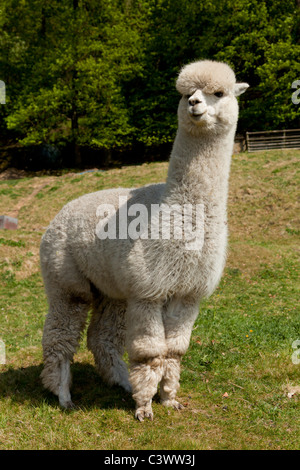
[0,149,299,450]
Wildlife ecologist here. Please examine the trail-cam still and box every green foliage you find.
[0,0,299,165]
[211,0,300,130]
[3,1,148,151]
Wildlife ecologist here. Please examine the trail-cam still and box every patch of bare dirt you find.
[5,178,56,219]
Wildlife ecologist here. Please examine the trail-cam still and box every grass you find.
[0,149,299,450]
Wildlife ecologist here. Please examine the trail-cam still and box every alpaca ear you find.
[234,83,249,96]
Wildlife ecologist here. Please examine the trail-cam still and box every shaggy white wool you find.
[40,60,248,420]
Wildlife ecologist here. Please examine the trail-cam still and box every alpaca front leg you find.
[125,299,167,421]
[130,358,164,421]
[160,356,183,410]
[58,358,74,409]
[161,298,199,409]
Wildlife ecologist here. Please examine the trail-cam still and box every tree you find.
[202,0,300,131]
[0,0,299,169]
[3,0,148,163]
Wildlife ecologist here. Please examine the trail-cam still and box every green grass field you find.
[0,149,299,450]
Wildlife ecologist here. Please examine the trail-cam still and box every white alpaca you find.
[40,60,248,420]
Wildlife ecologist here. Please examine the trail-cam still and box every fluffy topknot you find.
[176,60,236,96]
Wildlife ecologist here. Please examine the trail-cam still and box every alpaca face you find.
[186,88,238,132]
[177,89,237,135]
[176,60,249,135]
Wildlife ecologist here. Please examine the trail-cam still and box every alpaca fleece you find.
[40,60,248,420]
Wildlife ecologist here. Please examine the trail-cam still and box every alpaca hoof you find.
[59,398,76,410]
[161,399,184,410]
[135,405,154,422]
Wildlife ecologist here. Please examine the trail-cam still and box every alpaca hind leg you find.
[87,296,131,392]
[125,299,167,421]
[41,292,89,408]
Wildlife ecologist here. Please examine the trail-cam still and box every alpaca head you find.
[176,60,249,135]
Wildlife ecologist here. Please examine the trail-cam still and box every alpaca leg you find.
[41,291,89,408]
[161,298,199,409]
[129,357,164,421]
[160,356,183,410]
[87,296,131,392]
[125,299,167,421]
[58,358,74,409]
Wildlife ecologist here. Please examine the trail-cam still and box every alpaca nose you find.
[188,96,202,106]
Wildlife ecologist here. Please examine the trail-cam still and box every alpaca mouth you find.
[190,110,206,119]
[189,107,207,117]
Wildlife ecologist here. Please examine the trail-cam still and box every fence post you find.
[246,132,250,151]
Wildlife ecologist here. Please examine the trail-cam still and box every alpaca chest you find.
[173,237,227,299]
[126,224,227,301]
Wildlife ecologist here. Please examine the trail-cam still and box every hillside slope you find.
[0,149,299,450]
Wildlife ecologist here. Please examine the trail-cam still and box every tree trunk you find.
[71,105,81,167]
[71,0,81,167]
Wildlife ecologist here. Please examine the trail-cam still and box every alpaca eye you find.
[214,91,224,98]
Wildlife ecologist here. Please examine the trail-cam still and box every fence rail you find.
[246,129,300,152]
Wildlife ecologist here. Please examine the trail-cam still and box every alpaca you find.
[40,60,248,420]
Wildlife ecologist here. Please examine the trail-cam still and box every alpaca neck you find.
[162,126,235,209]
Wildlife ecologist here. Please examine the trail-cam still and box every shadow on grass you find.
[0,362,135,413]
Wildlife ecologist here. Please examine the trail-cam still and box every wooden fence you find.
[246,129,300,152]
